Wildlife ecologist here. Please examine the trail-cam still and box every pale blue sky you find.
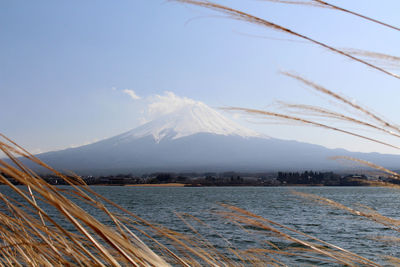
[1,0,400,154]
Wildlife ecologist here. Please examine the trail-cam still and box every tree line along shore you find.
[1,171,396,186]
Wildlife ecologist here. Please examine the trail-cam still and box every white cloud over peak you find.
[115,90,207,124]
[146,91,204,119]
[122,89,141,100]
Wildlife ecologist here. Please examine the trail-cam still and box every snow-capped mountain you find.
[33,99,400,175]
[114,101,263,143]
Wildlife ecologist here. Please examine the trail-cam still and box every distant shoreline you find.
[124,183,186,187]
[88,183,384,187]
[0,183,387,187]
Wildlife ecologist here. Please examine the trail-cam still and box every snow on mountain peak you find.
[118,93,263,142]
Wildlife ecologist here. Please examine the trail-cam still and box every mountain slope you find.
[33,100,400,175]
[35,133,400,174]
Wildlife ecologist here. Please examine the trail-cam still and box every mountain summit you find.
[115,100,262,143]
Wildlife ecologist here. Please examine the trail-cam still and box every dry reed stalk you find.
[312,0,400,32]
[174,0,400,80]
[243,248,339,265]
[222,70,400,160]
[6,0,400,262]
[0,139,172,266]
[261,0,322,7]
[261,0,400,32]
[218,204,380,266]
[277,102,400,138]
[280,72,400,134]
[330,156,400,180]
[360,180,400,188]
[173,212,232,264]
[384,255,400,265]
[223,106,400,150]
[1,133,383,265]
[179,213,234,248]
[293,192,400,231]
[219,211,376,266]
[3,0,399,261]
[1,135,259,266]
[369,235,400,244]
[343,49,400,70]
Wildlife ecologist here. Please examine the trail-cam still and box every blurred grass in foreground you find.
[0,136,386,265]
[2,0,400,265]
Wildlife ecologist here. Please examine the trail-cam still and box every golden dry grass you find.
[261,0,400,32]
[0,133,386,266]
[173,1,400,265]
[174,0,400,79]
[2,0,400,265]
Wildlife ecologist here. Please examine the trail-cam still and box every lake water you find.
[2,186,400,265]
[91,186,400,265]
